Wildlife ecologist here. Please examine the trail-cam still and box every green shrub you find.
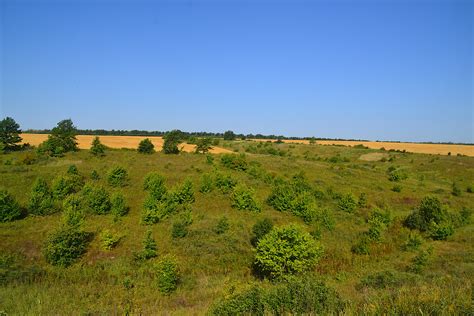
[107,166,128,187]
[388,169,408,182]
[231,184,261,213]
[358,193,367,208]
[168,179,195,204]
[211,285,264,315]
[135,230,157,260]
[163,130,181,154]
[452,182,461,196]
[82,184,111,215]
[28,178,55,215]
[0,190,22,222]
[220,153,248,171]
[155,256,179,294]
[111,192,129,219]
[90,136,106,156]
[143,172,167,201]
[138,138,155,154]
[428,221,454,240]
[43,226,91,267]
[467,185,473,193]
[315,208,335,231]
[62,194,86,227]
[251,218,273,246]
[141,197,177,225]
[290,192,317,223]
[214,216,230,234]
[195,138,212,154]
[351,235,371,255]
[408,248,432,273]
[392,184,402,192]
[404,196,448,232]
[215,172,237,194]
[171,221,188,238]
[199,173,214,193]
[254,225,323,279]
[337,193,357,213]
[100,229,121,250]
[67,164,78,175]
[37,119,78,156]
[90,170,100,180]
[51,174,84,200]
[402,231,424,251]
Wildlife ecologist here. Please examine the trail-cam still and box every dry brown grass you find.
[20,134,232,154]
[249,138,474,156]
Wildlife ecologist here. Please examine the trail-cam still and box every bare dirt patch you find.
[21,134,232,154]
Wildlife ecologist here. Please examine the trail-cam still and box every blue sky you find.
[1,0,472,142]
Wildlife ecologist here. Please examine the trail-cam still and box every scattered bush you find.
[111,192,129,219]
[199,173,214,193]
[195,138,212,154]
[135,230,157,260]
[231,184,261,213]
[214,216,229,234]
[171,221,188,238]
[404,196,448,232]
[90,136,106,156]
[407,247,432,274]
[358,193,367,208]
[82,184,111,215]
[62,194,86,227]
[168,179,195,204]
[0,190,22,222]
[43,226,91,267]
[141,197,177,224]
[51,174,84,200]
[143,172,167,201]
[67,164,78,175]
[91,170,100,180]
[428,221,454,240]
[37,119,78,156]
[155,256,179,294]
[223,130,236,141]
[100,229,121,250]
[138,138,155,154]
[221,153,248,171]
[215,173,237,194]
[388,169,407,182]
[337,193,357,213]
[107,166,128,187]
[251,218,273,246]
[402,231,424,251]
[28,178,55,215]
[392,184,402,192]
[254,225,323,280]
[351,235,371,255]
[0,117,22,151]
[452,182,462,196]
[163,130,182,154]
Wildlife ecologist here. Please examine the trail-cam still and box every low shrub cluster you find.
[82,184,111,215]
[28,178,56,215]
[107,166,129,187]
[0,190,22,222]
[43,225,91,267]
[251,218,273,246]
[231,184,261,212]
[100,229,121,250]
[352,208,392,254]
[51,173,85,200]
[220,153,248,171]
[155,256,179,294]
[337,193,357,213]
[134,229,158,260]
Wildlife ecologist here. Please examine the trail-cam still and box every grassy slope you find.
[1,141,473,314]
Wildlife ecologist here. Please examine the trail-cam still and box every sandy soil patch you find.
[21,134,232,154]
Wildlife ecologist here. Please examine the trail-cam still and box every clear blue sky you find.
[1,0,472,142]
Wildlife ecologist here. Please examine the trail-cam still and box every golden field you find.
[250,138,474,156]
[20,134,232,154]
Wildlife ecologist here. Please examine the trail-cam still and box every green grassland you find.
[1,140,473,314]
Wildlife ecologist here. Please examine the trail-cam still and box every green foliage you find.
[220,153,248,171]
[168,178,195,205]
[392,184,402,192]
[141,197,177,225]
[402,231,424,251]
[155,256,179,294]
[90,170,100,180]
[337,193,357,212]
[206,154,214,164]
[223,130,236,141]
[66,165,78,176]
[0,190,22,222]
[38,119,78,156]
[358,192,367,208]
[215,172,237,194]
[452,181,462,196]
[43,226,91,267]
[210,277,342,315]
[171,221,188,238]
[251,218,273,246]
[62,194,86,228]
[143,172,167,200]
[254,225,323,279]
[199,173,214,193]
[107,166,128,187]
[0,117,22,151]
[351,235,371,255]
[111,192,129,219]
[388,169,408,182]
[404,196,448,232]
[231,184,261,212]
[51,174,84,200]
[90,137,106,156]
[407,247,432,274]
[99,229,121,250]
[28,178,55,215]
[214,216,229,234]
[138,138,155,154]
[195,138,212,154]
[82,184,111,215]
[428,221,454,240]
[135,230,157,260]
[163,130,182,154]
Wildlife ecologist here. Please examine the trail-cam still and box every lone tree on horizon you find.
[38,119,78,156]
[163,130,182,154]
[223,130,236,141]
[138,138,155,154]
[195,138,212,154]
[0,117,22,151]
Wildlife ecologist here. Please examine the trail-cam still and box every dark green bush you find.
[388,169,408,182]
[135,230,157,260]
[251,218,273,246]
[452,182,461,196]
[138,138,155,154]
[111,192,129,219]
[28,178,55,215]
[195,138,212,154]
[215,172,237,194]
[82,184,111,215]
[254,225,323,280]
[43,226,91,267]
[337,193,357,213]
[37,119,78,156]
[62,194,86,227]
[351,235,371,255]
[231,184,261,213]
[392,184,402,192]
[407,248,432,273]
[51,174,84,200]
[90,136,106,156]
[167,179,195,204]
[163,130,182,154]
[199,173,214,193]
[220,153,248,171]
[107,166,128,187]
[402,231,424,251]
[141,197,177,225]
[214,216,230,234]
[171,221,188,238]
[428,221,454,240]
[67,164,78,175]
[0,190,22,222]
[404,196,448,232]
[155,256,179,294]
[99,229,121,250]
[91,170,100,180]
[143,172,167,201]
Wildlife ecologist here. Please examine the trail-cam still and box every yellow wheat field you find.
[20,134,232,154]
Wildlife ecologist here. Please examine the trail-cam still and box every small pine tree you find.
[155,256,179,294]
[28,178,55,216]
[90,136,106,156]
[111,192,129,220]
[140,229,157,260]
[138,138,155,154]
[0,190,22,222]
[0,117,22,151]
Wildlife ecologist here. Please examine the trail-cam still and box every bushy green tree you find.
[168,179,195,204]
[138,138,155,154]
[199,173,214,193]
[28,178,55,215]
[214,216,230,234]
[100,229,121,250]
[0,117,22,151]
[38,119,78,156]
[82,184,111,215]
[135,229,157,260]
[251,218,273,246]
[221,153,248,171]
[90,136,106,156]
[107,166,128,187]
[111,192,129,219]
[0,190,22,222]
[155,256,179,294]
[51,173,84,200]
[337,193,357,213]
[143,172,167,201]
[231,184,261,212]
[195,138,212,154]
[43,226,91,267]
[163,130,182,154]
[223,130,236,140]
[254,225,323,279]
[62,194,86,227]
